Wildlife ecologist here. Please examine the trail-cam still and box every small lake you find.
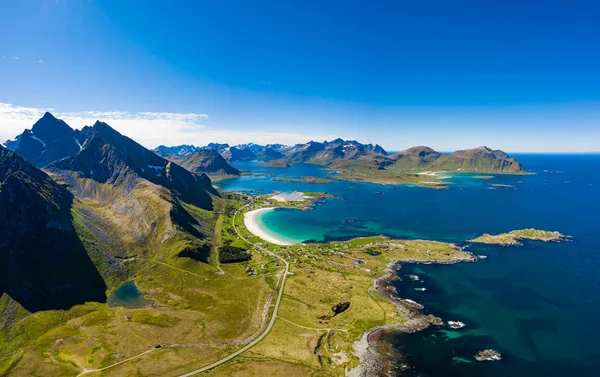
[107,281,154,309]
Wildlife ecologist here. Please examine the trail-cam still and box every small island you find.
[469,228,566,246]
[474,349,502,362]
[273,176,334,184]
[259,159,291,168]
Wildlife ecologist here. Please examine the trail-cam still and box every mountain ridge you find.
[49,120,217,210]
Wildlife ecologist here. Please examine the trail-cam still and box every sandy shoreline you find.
[243,208,295,246]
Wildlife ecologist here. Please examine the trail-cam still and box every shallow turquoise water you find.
[218,155,600,376]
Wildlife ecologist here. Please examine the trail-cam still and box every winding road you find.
[177,200,290,376]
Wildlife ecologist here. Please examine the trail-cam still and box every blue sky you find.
[1,0,599,152]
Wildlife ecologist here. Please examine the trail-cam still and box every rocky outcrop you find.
[474,349,502,361]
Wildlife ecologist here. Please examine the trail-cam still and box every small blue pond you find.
[107,281,154,309]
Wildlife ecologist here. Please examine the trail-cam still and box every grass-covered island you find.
[469,229,567,246]
[273,175,334,184]
[259,159,291,168]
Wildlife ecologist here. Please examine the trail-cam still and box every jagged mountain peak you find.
[7,113,80,167]
[49,120,216,210]
[31,112,72,136]
[40,111,57,120]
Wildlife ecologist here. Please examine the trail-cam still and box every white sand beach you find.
[243,208,294,246]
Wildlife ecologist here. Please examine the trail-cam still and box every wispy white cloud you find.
[11,56,18,60]
[38,60,44,64]
[0,103,334,148]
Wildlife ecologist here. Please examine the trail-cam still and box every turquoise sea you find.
[217,155,600,376]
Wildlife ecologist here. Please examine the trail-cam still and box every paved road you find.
[177,201,290,377]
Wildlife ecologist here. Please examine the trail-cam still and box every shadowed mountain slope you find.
[0,145,106,312]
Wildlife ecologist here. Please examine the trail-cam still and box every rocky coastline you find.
[349,254,476,377]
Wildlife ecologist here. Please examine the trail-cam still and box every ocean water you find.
[217,155,600,376]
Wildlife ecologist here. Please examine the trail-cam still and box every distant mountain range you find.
[332,145,525,174]
[3,113,525,177]
[154,139,387,165]
[154,139,524,174]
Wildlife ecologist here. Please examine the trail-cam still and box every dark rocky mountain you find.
[165,149,240,176]
[223,143,284,161]
[266,143,293,155]
[265,143,287,151]
[324,138,387,155]
[4,112,81,167]
[154,144,201,156]
[48,121,217,210]
[201,143,230,153]
[153,143,232,158]
[0,145,106,312]
[234,142,263,155]
[285,141,326,163]
[221,146,257,162]
[256,146,285,160]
